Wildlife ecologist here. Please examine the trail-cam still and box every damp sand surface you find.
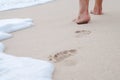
[1,0,120,80]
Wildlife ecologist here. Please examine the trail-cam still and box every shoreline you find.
[0,0,120,80]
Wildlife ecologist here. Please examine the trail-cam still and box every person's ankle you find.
[80,9,89,15]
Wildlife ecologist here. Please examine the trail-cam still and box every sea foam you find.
[0,18,54,80]
[0,0,53,11]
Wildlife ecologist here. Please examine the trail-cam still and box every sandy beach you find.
[0,0,120,80]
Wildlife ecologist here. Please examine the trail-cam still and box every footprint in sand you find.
[48,49,77,63]
[63,59,77,66]
[75,30,91,38]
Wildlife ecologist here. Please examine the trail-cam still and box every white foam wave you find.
[0,18,33,41]
[0,0,53,11]
[0,18,54,80]
[0,52,54,80]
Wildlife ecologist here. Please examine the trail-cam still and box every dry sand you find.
[0,0,120,80]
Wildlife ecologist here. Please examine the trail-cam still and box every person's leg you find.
[75,0,90,24]
[91,0,103,15]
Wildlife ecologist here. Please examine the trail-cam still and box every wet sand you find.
[0,0,120,80]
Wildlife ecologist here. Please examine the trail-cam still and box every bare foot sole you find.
[75,30,91,38]
[48,49,77,63]
[73,19,89,24]
[73,19,90,24]
[77,20,89,24]
[75,17,90,24]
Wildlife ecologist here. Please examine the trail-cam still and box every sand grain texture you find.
[1,0,120,80]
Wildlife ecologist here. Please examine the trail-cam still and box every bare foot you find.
[74,14,90,24]
[91,8,103,15]
[48,49,77,63]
